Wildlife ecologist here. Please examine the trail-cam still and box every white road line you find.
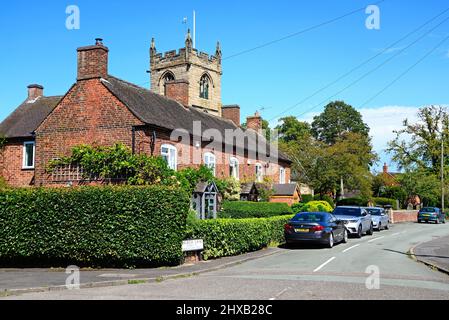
[269,287,289,300]
[392,232,401,236]
[342,244,361,253]
[313,257,336,273]
[368,236,385,243]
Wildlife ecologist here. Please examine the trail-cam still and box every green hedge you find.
[336,197,369,207]
[372,197,398,210]
[219,201,293,219]
[0,186,190,268]
[301,194,314,203]
[186,215,293,260]
[314,195,335,208]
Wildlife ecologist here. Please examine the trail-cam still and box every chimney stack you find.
[383,163,388,174]
[77,38,109,81]
[246,112,262,133]
[27,84,44,101]
[222,105,241,126]
[165,79,189,106]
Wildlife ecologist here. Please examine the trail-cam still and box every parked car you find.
[365,207,390,231]
[284,212,348,248]
[333,206,373,238]
[418,207,446,224]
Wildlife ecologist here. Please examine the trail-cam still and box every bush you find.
[0,186,190,268]
[0,176,8,192]
[314,195,335,208]
[186,215,293,260]
[291,202,306,213]
[300,194,314,203]
[219,201,293,219]
[372,197,398,210]
[336,197,369,207]
[301,201,333,213]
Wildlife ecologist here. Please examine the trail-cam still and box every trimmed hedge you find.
[372,197,398,210]
[186,215,293,260]
[219,201,293,219]
[301,194,314,203]
[336,197,398,210]
[314,195,335,208]
[0,186,190,268]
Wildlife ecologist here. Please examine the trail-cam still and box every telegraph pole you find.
[442,132,445,210]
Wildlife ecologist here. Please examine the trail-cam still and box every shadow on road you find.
[384,248,449,260]
[278,243,328,250]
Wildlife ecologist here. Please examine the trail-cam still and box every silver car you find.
[333,206,374,238]
[365,207,390,231]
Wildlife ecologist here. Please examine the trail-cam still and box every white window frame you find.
[279,166,286,184]
[230,157,239,180]
[255,163,264,183]
[22,141,35,169]
[204,152,216,177]
[161,144,177,171]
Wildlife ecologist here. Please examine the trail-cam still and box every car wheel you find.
[378,223,382,232]
[385,223,389,230]
[342,229,348,243]
[367,224,374,236]
[356,225,363,238]
[327,233,334,248]
[418,220,421,223]
[436,219,440,225]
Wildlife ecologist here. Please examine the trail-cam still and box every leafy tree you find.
[398,169,441,207]
[311,101,369,145]
[276,116,311,143]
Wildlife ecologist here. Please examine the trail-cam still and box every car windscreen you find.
[291,213,326,223]
[366,209,382,216]
[333,207,362,217]
[420,208,436,213]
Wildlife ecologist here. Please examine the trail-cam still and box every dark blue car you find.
[418,207,446,224]
[284,212,348,248]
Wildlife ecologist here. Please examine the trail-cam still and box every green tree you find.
[311,101,369,145]
[276,116,311,143]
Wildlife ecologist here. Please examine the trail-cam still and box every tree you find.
[387,105,449,173]
[276,116,311,143]
[311,101,369,145]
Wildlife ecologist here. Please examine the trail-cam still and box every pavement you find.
[3,222,449,300]
[413,233,449,274]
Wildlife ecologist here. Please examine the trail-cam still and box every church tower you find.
[150,30,223,116]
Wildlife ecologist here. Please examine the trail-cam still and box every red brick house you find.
[0,37,292,188]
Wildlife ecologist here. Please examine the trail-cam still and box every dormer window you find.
[199,74,210,99]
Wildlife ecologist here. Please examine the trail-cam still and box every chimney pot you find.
[27,84,44,100]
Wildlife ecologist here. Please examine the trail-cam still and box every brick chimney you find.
[246,112,262,132]
[77,38,109,81]
[383,163,388,174]
[165,80,189,106]
[222,105,241,126]
[27,84,44,101]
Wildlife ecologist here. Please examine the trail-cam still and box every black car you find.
[284,212,348,248]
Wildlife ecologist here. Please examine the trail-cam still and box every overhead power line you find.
[269,5,449,121]
[223,0,386,61]
[359,34,449,108]
[293,13,449,119]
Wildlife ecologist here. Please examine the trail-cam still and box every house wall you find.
[0,140,35,187]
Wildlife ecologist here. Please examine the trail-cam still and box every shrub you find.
[314,195,335,208]
[0,186,190,268]
[301,200,333,213]
[291,202,306,213]
[0,176,9,192]
[337,197,369,207]
[219,201,293,219]
[372,197,398,210]
[186,215,293,260]
[301,194,314,203]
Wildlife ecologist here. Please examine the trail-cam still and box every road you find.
[5,222,449,300]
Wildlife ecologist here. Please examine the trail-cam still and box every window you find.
[22,141,35,169]
[230,157,239,180]
[161,144,177,171]
[255,163,264,182]
[199,74,210,99]
[204,152,216,176]
[279,167,286,184]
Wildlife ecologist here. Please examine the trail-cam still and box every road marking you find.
[368,236,385,243]
[392,232,401,236]
[342,244,361,253]
[269,287,290,300]
[313,257,336,273]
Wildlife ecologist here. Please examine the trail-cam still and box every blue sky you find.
[1,0,449,172]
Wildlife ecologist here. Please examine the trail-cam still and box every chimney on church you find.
[383,163,388,174]
[246,112,263,133]
[77,38,109,81]
[27,84,44,101]
[222,105,240,126]
[165,79,190,107]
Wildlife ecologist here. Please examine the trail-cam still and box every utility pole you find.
[442,131,445,210]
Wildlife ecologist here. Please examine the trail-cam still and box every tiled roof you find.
[272,183,299,196]
[0,96,62,138]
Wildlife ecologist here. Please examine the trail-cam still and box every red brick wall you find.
[77,45,108,80]
[391,210,418,224]
[165,80,189,106]
[35,79,144,186]
[0,141,35,187]
[222,106,240,126]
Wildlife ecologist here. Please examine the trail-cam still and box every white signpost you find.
[182,239,204,252]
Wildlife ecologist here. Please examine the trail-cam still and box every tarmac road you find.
[5,222,449,300]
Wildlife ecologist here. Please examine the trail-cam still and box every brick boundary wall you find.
[389,210,418,224]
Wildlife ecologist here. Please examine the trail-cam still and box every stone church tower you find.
[149,30,223,116]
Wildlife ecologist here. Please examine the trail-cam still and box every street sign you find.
[182,239,204,252]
